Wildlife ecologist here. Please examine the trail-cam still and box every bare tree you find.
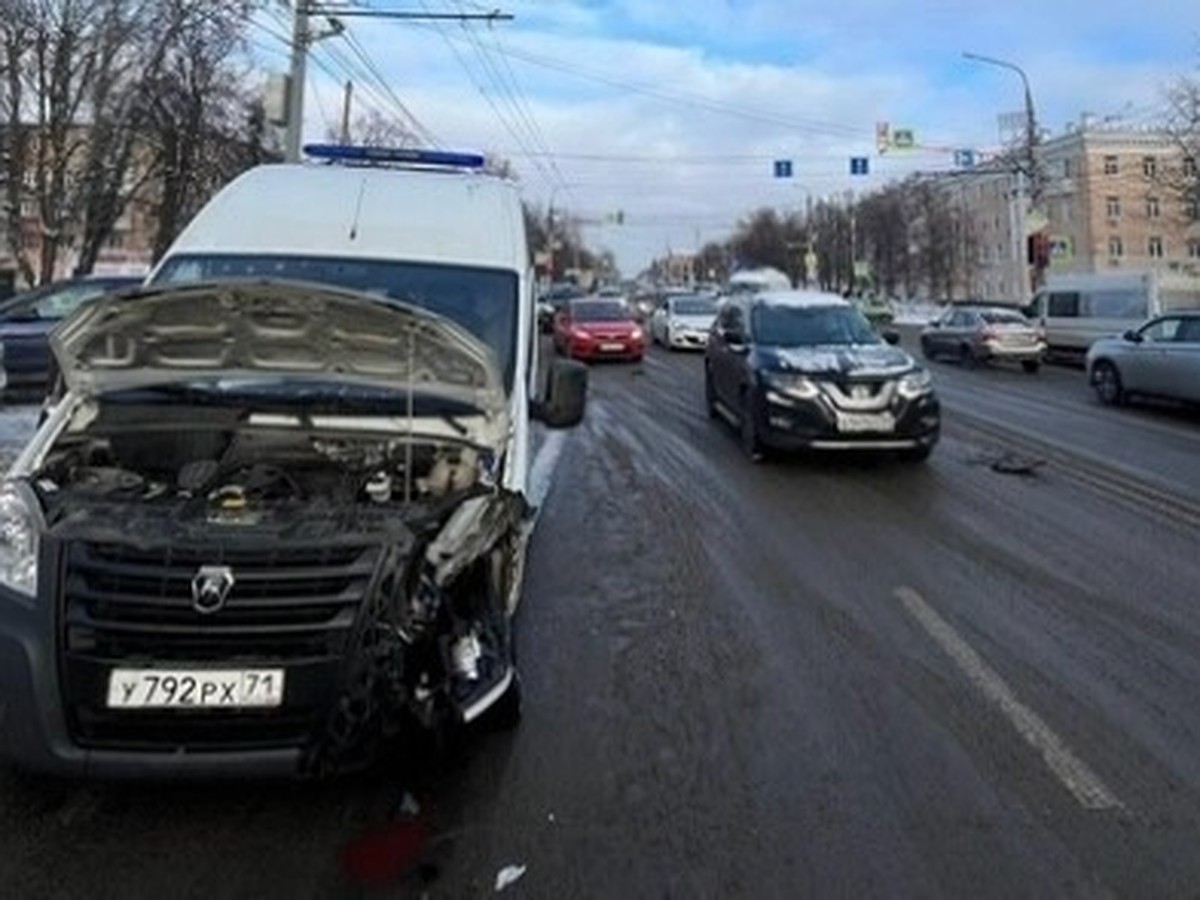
[328,107,415,148]
[1,0,267,282]
[1158,74,1200,230]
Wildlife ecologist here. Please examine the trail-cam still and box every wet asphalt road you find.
[3,346,1200,898]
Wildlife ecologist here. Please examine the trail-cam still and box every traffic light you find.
[1026,232,1050,267]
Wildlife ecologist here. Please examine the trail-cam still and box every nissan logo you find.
[191,565,236,615]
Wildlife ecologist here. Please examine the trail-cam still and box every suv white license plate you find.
[836,412,895,433]
[106,669,285,709]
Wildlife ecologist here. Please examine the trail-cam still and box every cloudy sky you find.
[253,1,1200,274]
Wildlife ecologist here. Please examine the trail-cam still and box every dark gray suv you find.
[704,291,940,462]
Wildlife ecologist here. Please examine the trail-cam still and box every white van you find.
[0,146,586,778]
[1024,270,1200,357]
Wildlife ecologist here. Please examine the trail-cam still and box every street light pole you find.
[963,51,1046,291]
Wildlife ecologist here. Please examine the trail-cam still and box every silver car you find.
[650,293,719,350]
[1086,312,1200,406]
[920,304,1046,373]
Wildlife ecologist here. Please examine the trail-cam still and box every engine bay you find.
[35,423,488,509]
[27,405,525,773]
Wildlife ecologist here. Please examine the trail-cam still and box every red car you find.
[553,298,645,362]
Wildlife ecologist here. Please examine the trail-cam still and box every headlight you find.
[763,371,821,400]
[0,484,38,597]
[897,368,933,399]
[631,327,644,341]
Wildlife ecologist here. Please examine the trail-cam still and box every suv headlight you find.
[897,368,933,399]
[763,371,821,400]
[0,484,39,597]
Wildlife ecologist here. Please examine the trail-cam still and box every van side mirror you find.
[1123,329,1143,343]
[882,329,901,345]
[532,359,587,428]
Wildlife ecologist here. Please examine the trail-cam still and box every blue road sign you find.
[773,159,794,178]
[850,156,869,175]
[954,149,977,168]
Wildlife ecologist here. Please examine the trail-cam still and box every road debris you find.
[990,451,1046,476]
[495,864,528,892]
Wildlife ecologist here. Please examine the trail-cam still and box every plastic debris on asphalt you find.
[495,864,527,892]
[990,451,1046,476]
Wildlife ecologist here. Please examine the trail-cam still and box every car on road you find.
[553,297,645,362]
[921,303,1046,372]
[0,276,142,397]
[852,292,896,328]
[1086,312,1200,407]
[537,282,586,333]
[0,145,588,780]
[705,291,940,461]
[649,293,719,350]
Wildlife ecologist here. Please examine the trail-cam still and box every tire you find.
[1021,360,1040,374]
[739,389,765,463]
[1092,360,1125,406]
[920,339,936,361]
[704,366,719,419]
[483,670,522,731]
[899,444,933,463]
[959,343,977,368]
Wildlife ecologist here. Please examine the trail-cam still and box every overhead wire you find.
[260,4,440,148]
[402,19,872,141]
[414,0,560,192]
[447,0,572,194]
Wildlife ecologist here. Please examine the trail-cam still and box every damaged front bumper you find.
[0,491,528,780]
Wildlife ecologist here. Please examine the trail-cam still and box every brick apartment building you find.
[0,162,159,297]
[936,118,1200,303]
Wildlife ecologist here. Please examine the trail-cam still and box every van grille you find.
[59,539,381,751]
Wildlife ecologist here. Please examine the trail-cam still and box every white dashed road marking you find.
[896,586,1123,811]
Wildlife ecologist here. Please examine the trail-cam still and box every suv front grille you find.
[59,539,382,751]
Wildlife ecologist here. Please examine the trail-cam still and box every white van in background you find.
[1024,270,1200,358]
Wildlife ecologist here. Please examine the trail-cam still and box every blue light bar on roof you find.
[302,144,486,169]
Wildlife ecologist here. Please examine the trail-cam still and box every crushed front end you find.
[0,413,526,778]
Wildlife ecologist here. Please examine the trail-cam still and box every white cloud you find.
[289,1,1200,273]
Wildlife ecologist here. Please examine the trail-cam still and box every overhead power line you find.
[405,20,871,141]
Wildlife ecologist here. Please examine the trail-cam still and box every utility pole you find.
[284,4,310,162]
[283,3,514,163]
[339,80,353,143]
[963,52,1046,291]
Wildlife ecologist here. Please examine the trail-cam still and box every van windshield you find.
[152,254,520,389]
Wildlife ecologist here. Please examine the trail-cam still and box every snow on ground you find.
[892,301,945,327]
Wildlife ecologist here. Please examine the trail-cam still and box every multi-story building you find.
[936,165,1025,302]
[0,127,161,292]
[1040,121,1199,280]
[934,117,1200,303]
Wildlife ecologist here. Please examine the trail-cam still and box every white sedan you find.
[650,294,719,350]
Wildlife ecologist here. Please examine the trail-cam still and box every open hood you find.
[51,279,509,444]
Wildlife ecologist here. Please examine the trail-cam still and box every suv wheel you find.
[740,390,765,463]
[704,365,719,419]
[899,445,933,463]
